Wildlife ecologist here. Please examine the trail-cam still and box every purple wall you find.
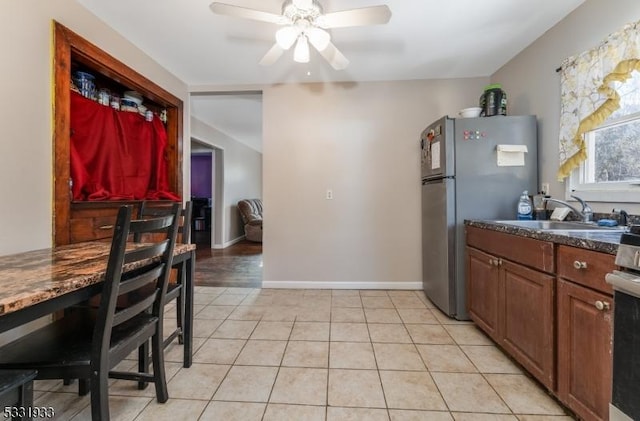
[191,153,212,198]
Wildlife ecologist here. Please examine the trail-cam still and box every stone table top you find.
[0,241,195,317]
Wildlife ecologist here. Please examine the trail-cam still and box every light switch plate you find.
[550,207,571,221]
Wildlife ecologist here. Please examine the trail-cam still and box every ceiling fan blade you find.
[318,5,391,29]
[318,41,349,70]
[259,44,285,66]
[209,2,284,25]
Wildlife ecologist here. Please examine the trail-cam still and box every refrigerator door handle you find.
[422,176,455,185]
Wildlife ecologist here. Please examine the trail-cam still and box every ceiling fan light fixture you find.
[210,1,392,70]
[275,26,299,50]
[306,27,330,51]
[293,35,310,63]
[283,0,323,22]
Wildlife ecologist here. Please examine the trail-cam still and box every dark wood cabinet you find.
[501,259,554,389]
[466,247,501,341]
[466,227,617,421]
[466,225,555,273]
[557,246,615,421]
[466,237,555,389]
[53,22,183,246]
[557,245,615,295]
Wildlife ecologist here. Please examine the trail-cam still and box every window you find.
[569,70,640,202]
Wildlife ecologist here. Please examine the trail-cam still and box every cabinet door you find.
[557,279,613,421]
[466,247,501,341]
[501,260,555,389]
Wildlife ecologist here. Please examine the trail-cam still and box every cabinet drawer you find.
[70,214,118,242]
[557,245,615,295]
[466,226,555,273]
[69,203,132,243]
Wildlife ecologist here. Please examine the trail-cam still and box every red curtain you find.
[70,91,180,201]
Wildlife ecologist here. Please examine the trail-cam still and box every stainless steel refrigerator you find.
[421,115,538,320]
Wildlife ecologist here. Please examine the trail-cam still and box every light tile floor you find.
[31,287,576,420]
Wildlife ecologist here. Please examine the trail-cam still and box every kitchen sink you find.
[494,220,627,232]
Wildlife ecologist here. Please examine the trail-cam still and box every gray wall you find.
[492,0,640,213]
[262,78,488,288]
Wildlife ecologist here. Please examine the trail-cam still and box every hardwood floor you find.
[194,240,262,288]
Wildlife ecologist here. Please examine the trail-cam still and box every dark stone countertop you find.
[465,220,625,255]
[0,241,195,316]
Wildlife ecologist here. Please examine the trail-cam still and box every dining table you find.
[0,240,196,368]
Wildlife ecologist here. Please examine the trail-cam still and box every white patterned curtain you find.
[558,20,640,180]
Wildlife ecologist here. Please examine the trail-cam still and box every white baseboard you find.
[610,404,633,421]
[262,281,423,290]
[212,235,245,249]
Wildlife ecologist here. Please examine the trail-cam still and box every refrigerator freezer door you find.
[453,116,538,221]
[422,178,456,317]
[421,117,454,180]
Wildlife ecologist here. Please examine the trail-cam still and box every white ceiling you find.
[191,92,263,152]
[77,0,585,152]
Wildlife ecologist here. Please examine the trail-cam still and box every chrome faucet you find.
[543,195,594,223]
[613,208,629,227]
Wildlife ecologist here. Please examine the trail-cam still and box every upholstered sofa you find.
[237,199,263,242]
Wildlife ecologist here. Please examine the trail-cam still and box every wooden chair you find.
[136,200,193,349]
[0,204,180,420]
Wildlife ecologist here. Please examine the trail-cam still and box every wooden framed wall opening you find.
[53,22,183,246]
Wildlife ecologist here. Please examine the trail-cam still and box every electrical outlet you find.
[541,183,550,195]
[326,189,333,200]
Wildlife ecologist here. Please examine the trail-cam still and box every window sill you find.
[565,185,640,203]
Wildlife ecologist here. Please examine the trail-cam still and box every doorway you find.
[190,140,223,249]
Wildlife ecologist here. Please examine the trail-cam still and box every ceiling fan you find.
[209,0,391,70]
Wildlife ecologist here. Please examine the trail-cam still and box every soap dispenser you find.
[517,191,533,220]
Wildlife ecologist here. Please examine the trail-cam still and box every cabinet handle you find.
[573,260,587,270]
[98,225,114,230]
[595,300,611,311]
[497,258,503,266]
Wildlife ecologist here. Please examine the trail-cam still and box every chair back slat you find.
[113,292,158,327]
[131,213,176,235]
[124,240,170,265]
[136,201,193,244]
[91,203,180,370]
[117,264,164,296]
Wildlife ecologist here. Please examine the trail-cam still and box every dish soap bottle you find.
[517,191,533,220]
